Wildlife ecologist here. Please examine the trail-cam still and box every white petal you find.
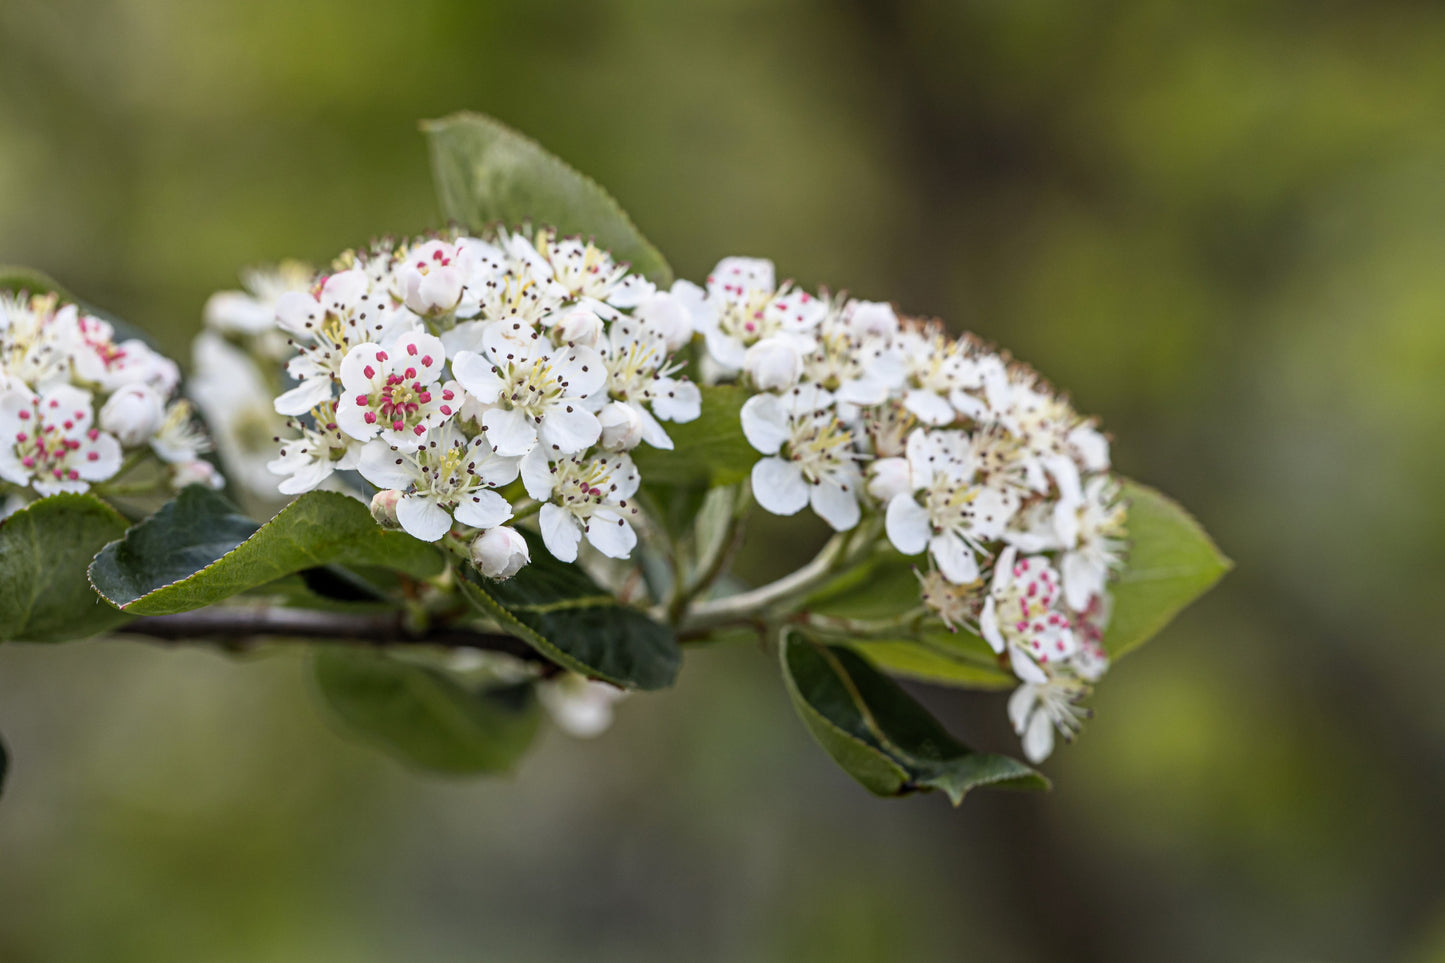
[397,495,453,542]
[903,389,956,426]
[357,440,416,490]
[584,507,637,559]
[739,393,789,455]
[73,434,122,481]
[810,480,860,532]
[980,597,1005,653]
[1062,551,1102,612]
[335,399,376,442]
[635,406,673,450]
[539,503,582,562]
[649,378,700,423]
[274,377,333,416]
[537,404,601,455]
[452,350,504,404]
[1008,684,1036,734]
[339,343,386,392]
[453,489,514,530]
[930,532,979,584]
[440,321,489,356]
[1009,646,1049,685]
[481,406,537,457]
[520,446,555,500]
[751,457,809,516]
[555,345,607,399]
[274,291,321,336]
[884,496,930,555]
[1023,708,1055,763]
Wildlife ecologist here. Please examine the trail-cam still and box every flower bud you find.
[470,525,530,579]
[170,459,224,491]
[553,307,604,347]
[537,673,627,738]
[370,489,404,529]
[867,456,911,502]
[400,239,472,316]
[744,335,802,392]
[99,383,165,446]
[633,292,693,352]
[597,401,643,450]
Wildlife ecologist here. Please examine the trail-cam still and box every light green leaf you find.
[458,532,680,691]
[851,636,1014,690]
[423,111,672,286]
[89,487,443,615]
[313,649,540,774]
[632,384,755,487]
[0,494,131,643]
[1106,480,1231,658]
[780,633,1048,805]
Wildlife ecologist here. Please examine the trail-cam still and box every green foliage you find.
[0,494,131,643]
[851,638,1014,691]
[632,384,755,487]
[423,111,673,286]
[313,649,540,774]
[0,265,77,301]
[780,633,1047,805]
[1106,480,1232,658]
[458,534,680,691]
[89,487,443,615]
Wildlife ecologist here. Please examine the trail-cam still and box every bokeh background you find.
[2,0,1444,960]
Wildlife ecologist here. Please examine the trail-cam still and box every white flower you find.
[1059,476,1127,611]
[866,456,911,503]
[398,238,475,316]
[537,230,655,312]
[0,384,123,495]
[452,323,605,457]
[522,448,641,562]
[0,294,77,388]
[170,459,223,490]
[978,547,1078,680]
[204,261,313,335]
[191,333,288,499]
[740,386,863,532]
[452,234,566,326]
[273,269,409,416]
[268,401,361,495]
[596,400,644,450]
[592,317,700,451]
[71,322,180,395]
[632,289,695,352]
[1008,676,1092,763]
[552,306,604,348]
[744,334,803,392]
[356,422,519,542]
[800,300,906,408]
[884,428,1020,584]
[149,400,211,464]
[99,383,165,446]
[537,673,627,738]
[896,328,988,426]
[470,525,530,579]
[335,332,451,451]
[370,488,403,529]
[695,256,825,369]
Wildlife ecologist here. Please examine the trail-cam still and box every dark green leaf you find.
[632,383,755,486]
[0,494,131,643]
[313,649,540,774]
[89,487,444,615]
[1106,479,1231,658]
[458,533,680,690]
[781,632,1048,805]
[423,111,672,285]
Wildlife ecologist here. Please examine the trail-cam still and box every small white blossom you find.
[979,547,1078,680]
[335,332,451,451]
[397,238,475,317]
[522,447,641,562]
[0,384,123,495]
[470,525,530,580]
[268,401,361,495]
[1008,676,1092,763]
[744,335,803,392]
[695,256,825,370]
[170,459,223,490]
[537,673,628,738]
[741,386,863,532]
[99,383,165,447]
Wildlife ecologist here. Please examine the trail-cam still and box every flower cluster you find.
[0,290,214,508]
[254,229,702,567]
[687,256,1129,763]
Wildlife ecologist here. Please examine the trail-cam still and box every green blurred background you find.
[2,0,1443,960]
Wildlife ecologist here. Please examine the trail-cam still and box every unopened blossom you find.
[552,306,604,348]
[0,384,123,495]
[866,457,911,503]
[596,400,644,450]
[537,673,628,738]
[631,289,695,352]
[335,332,450,451]
[744,335,803,392]
[452,323,605,457]
[99,383,165,447]
[356,422,519,542]
[397,237,475,317]
[170,459,223,490]
[521,447,640,562]
[470,525,530,579]
[741,385,863,532]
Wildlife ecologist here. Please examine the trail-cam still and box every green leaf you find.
[0,265,77,301]
[1106,480,1231,658]
[0,494,131,643]
[851,636,1015,690]
[780,632,1048,805]
[423,111,673,286]
[89,487,444,615]
[632,384,755,487]
[313,649,540,774]
[458,534,680,690]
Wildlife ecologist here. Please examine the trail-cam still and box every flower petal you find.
[739,393,789,455]
[810,480,860,532]
[539,503,581,562]
[537,404,601,455]
[884,495,930,555]
[397,495,453,542]
[454,489,514,530]
[751,457,808,516]
[481,406,537,457]
[584,507,637,559]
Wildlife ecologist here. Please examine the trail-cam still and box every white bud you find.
[470,526,530,580]
[370,489,403,529]
[170,459,223,491]
[633,292,693,352]
[553,307,604,347]
[400,240,472,316]
[743,335,802,392]
[867,457,911,503]
[538,673,627,738]
[597,401,644,450]
[99,383,165,446]
[843,299,899,338]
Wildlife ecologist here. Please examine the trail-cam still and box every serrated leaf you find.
[781,632,1047,805]
[0,493,131,643]
[458,533,680,690]
[1106,480,1231,658]
[423,111,672,286]
[632,383,755,487]
[89,487,444,615]
[313,649,540,774]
